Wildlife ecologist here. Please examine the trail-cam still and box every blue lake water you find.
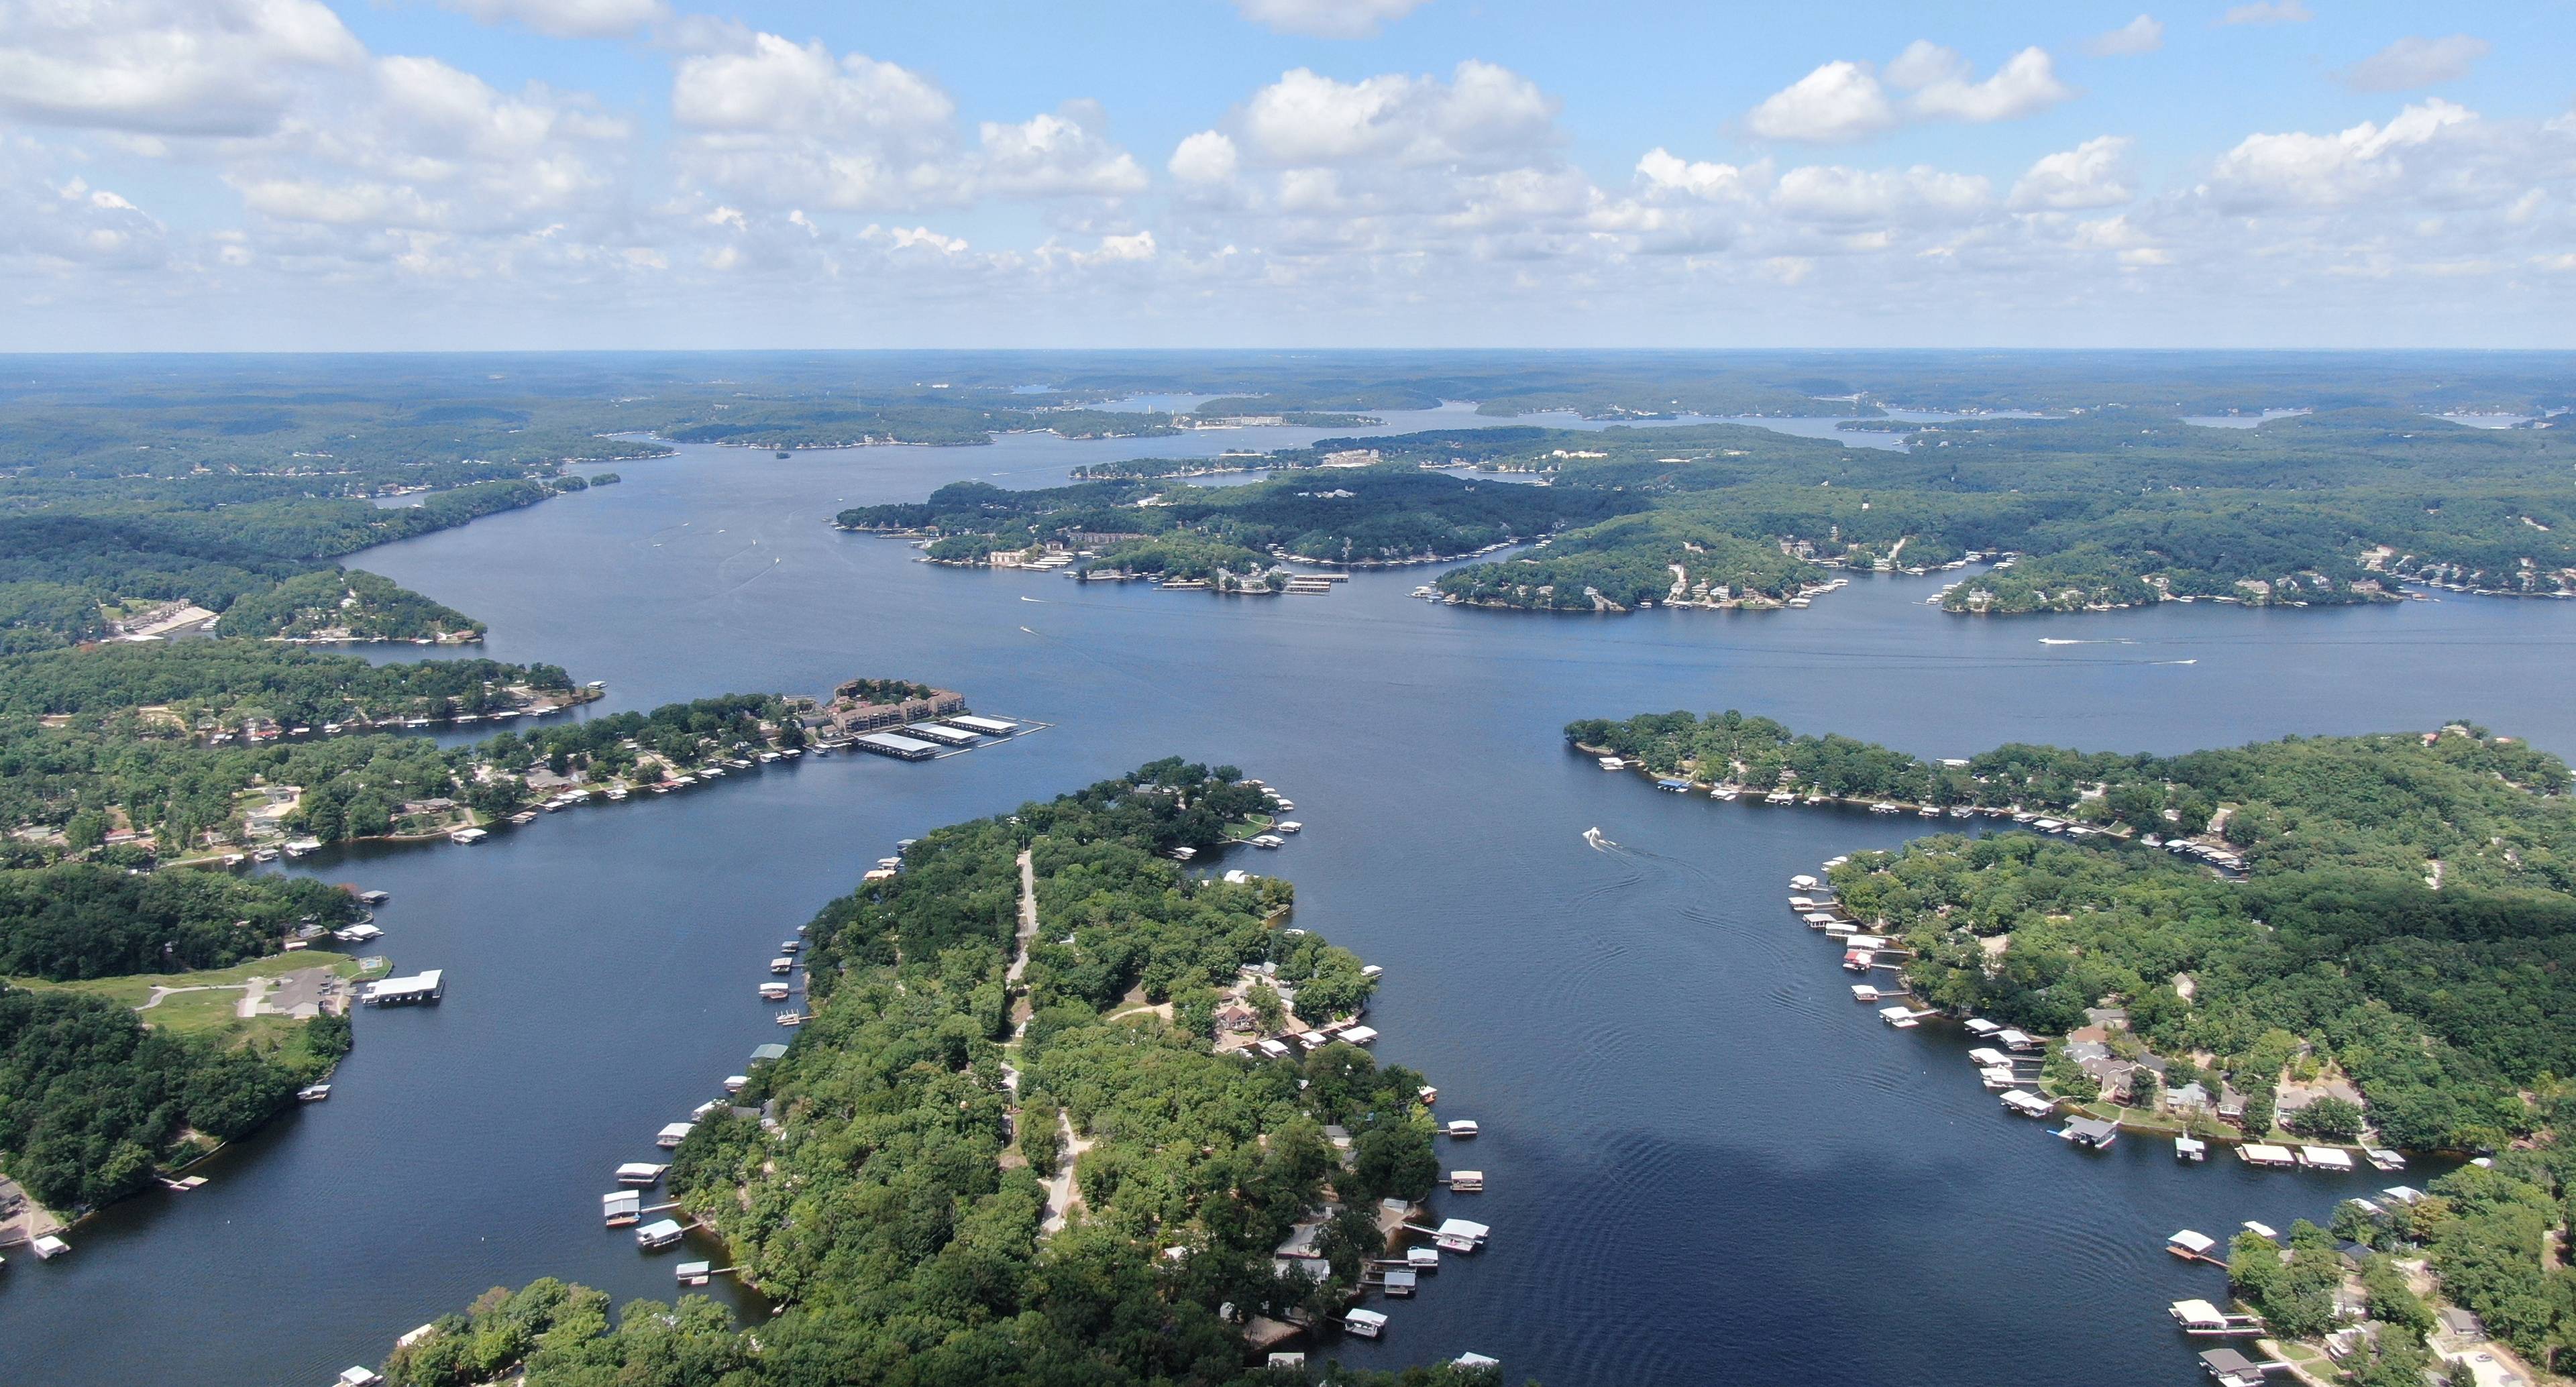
[9,424,2575,1386]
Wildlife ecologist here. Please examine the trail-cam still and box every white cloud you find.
[2219,0,2312,24]
[2208,99,2476,209]
[0,0,363,136]
[1888,44,2076,124]
[438,0,666,39]
[1748,45,2074,143]
[1230,0,1431,39]
[978,103,1148,198]
[1772,164,1991,223]
[1238,62,1556,168]
[667,32,1143,211]
[1169,131,1240,184]
[1746,61,1897,144]
[2086,15,2164,57]
[2338,36,2491,92]
[672,34,952,138]
[1636,148,1764,201]
[2011,136,2134,209]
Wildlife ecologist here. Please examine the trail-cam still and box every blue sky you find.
[1,0,2570,349]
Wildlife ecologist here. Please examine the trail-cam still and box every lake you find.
[9,420,2576,1387]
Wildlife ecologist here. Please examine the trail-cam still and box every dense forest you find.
[0,640,574,728]
[213,569,485,642]
[843,467,1631,571]
[0,865,367,1211]
[0,678,796,865]
[1575,708,2576,1152]
[382,761,1478,1387]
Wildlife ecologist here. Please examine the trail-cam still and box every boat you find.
[775,1011,804,1026]
[297,1083,332,1101]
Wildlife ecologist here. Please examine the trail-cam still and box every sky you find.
[1,0,2571,351]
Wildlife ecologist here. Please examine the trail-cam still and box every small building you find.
[1344,1308,1389,1339]
[2176,1135,2208,1162]
[2000,1090,2055,1118]
[1444,1119,1479,1138]
[902,722,981,746]
[2060,1116,2119,1149]
[2240,1144,2297,1168]
[1433,1218,1490,1252]
[635,1219,685,1250]
[851,732,940,761]
[1447,1170,1483,1192]
[2199,1347,2273,1387]
[615,1162,667,1186]
[1340,1025,1380,1046]
[338,1368,386,1387]
[2298,1146,2356,1172]
[1380,1268,1419,1296]
[750,1043,789,1064]
[602,1192,641,1226]
[2167,1229,2219,1260]
[362,969,443,1006]
[656,1121,695,1148]
[947,715,1018,734]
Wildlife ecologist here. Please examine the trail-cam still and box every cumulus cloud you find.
[2011,136,2135,209]
[1746,61,1898,143]
[2208,99,2475,209]
[1169,131,1240,184]
[1230,0,1431,39]
[1886,43,2074,123]
[1636,148,1766,201]
[2086,15,2164,57]
[668,32,1143,211]
[0,0,363,136]
[1748,44,2073,142]
[1772,163,1990,223]
[1236,62,1557,169]
[438,0,666,39]
[2338,36,2491,92]
[2218,0,2311,25]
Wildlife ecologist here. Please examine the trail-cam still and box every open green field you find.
[1,950,387,1042]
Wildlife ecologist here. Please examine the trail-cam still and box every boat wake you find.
[2037,638,2138,646]
[1020,596,1046,603]
[2155,659,2198,665]
[1582,826,1618,852]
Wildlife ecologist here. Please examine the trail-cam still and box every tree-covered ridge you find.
[0,475,588,651]
[384,761,1471,1387]
[1567,713,2576,895]
[0,865,371,1213]
[0,639,575,729]
[0,691,796,866]
[0,985,352,1212]
[0,863,360,981]
[842,466,1632,568]
[213,569,484,642]
[1578,711,2576,1150]
[655,398,1185,448]
[1437,512,1821,610]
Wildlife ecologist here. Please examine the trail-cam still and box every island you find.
[372,762,1503,1387]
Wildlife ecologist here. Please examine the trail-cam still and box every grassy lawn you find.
[1223,813,1277,841]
